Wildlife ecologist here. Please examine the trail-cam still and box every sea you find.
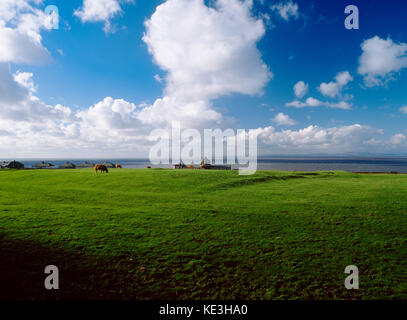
[3,157,407,173]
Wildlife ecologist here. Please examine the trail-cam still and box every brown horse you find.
[115,164,122,168]
[94,164,109,174]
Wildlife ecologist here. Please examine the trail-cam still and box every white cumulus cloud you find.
[142,0,272,128]
[74,0,134,33]
[390,133,406,145]
[0,0,54,64]
[0,66,153,157]
[293,81,308,99]
[0,64,73,122]
[272,112,296,126]
[358,36,407,87]
[13,70,36,93]
[286,97,351,110]
[271,1,299,21]
[318,71,353,98]
[255,124,383,154]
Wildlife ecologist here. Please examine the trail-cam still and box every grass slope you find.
[0,169,406,299]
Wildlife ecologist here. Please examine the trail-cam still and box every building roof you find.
[103,162,115,168]
[58,162,76,169]
[6,160,25,168]
[200,157,211,165]
[34,161,55,168]
[77,162,94,168]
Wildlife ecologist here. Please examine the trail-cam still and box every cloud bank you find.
[0,0,274,157]
[286,97,351,110]
[255,124,387,154]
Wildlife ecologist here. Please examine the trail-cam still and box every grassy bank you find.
[0,169,406,299]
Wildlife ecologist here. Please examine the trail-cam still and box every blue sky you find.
[1,0,407,157]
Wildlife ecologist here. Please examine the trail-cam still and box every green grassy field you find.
[0,169,406,299]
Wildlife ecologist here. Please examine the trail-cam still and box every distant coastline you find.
[1,156,407,173]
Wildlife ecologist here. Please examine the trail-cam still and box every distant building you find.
[173,161,186,169]
[58,162,76,169]
[0,161,8,169]
[200,157,212,169]
[199,158,231,170]
[103,162,115,168]
[77,162,95,168]
[6,160,25,169]
[33,161,55,169]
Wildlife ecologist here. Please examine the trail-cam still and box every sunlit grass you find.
[0,169,406,299]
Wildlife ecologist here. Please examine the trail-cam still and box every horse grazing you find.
[115,164,122,168]
[94,164,109,174]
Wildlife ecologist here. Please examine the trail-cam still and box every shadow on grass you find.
[0,233,149,300]
[0,233,251,300]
